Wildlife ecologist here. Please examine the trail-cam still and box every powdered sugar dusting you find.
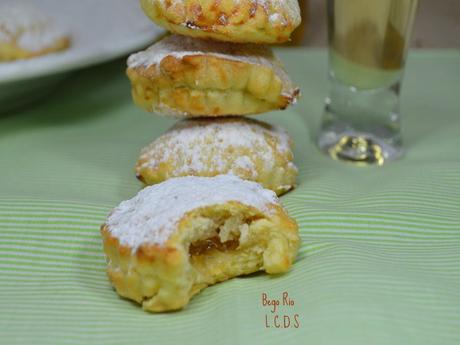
[139,117,293,176]
[265,0,301,26]
[128,34,274,69]
[107,175,279,250]
[0,2,69,52]
[233,156,257,177]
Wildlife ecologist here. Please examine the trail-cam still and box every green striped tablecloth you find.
[0,50,459,345]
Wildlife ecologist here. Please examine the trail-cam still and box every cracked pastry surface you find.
[101,175,299,312]
[136,117,298,196]
[140,0,301,44]
[127,34,300,117]
[0,3,70,61]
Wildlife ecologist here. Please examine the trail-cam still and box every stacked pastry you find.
[101,0,302,313]
[127,0,301,196]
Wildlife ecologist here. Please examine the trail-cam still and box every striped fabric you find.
[0,51,459,345]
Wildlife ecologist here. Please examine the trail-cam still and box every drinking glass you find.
[318,0,419,165]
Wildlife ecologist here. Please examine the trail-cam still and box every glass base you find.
[318,76,404,166]
[318,130,403,166]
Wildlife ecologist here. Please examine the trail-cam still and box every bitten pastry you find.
[0,3,70,61]
[101,175,299,312]
[140,0,301,44]
[136,117,298,196]
[127,34,300,117]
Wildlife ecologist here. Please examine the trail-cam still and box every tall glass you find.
[318,0,419,165]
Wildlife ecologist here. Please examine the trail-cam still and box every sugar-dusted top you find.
[139,117,292,176]
[106,175,279,250]
[0,3,68,51]
[263,0,301,25]
[128,34,278,70]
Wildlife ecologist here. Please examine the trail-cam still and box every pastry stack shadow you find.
[101,0,302,312]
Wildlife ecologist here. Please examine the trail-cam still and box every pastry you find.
[136,117,298,196]
[127,34,300,117]
[140,0,301,44]
[101,175,299,312]
[0,3,70,61]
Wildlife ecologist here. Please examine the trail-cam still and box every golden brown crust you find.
[140,0,301,44]
[101,202,299,312]
[127,44,299,117]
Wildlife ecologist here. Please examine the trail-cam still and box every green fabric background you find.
[0,50,459,345]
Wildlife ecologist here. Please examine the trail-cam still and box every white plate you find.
[0,0,163,111]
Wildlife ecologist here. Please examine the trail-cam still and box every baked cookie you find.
[140,0,301,44]
[127,34,299,117]
[101,175,299,312]
[136,117,298,196]
[0,3,70,61]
